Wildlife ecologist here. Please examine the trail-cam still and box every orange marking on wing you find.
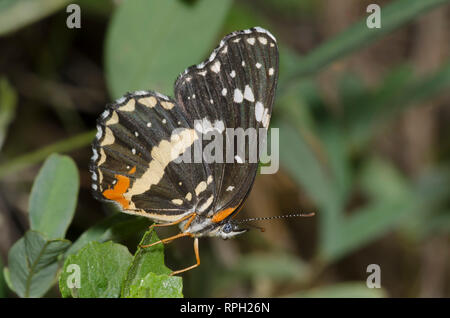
[128,166,136,174]
[102,174,130,209]
[211,207,236,223]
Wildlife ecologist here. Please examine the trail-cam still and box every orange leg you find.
[170,238,200,276]
[148,212,196,230]
[140,231,193,248]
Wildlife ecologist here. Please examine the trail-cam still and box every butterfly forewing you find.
[174,27,279,215]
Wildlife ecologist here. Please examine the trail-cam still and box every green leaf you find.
[122,229,174,297]
[59,241,132,298]
[0,76,18,150]
[359,157,410,201]
[65,212,150,257]
[283,0,450,80]
[276,119,338,211]
[29,154,79,239]
[0,0,70,36]
[105,0,232,98]
[0,258,7,297]
[286,282,386,298]
[275,119,343,247]
[348,63,450,148]
[231,253,311,282]
[2,267,13,295]
[8,230,71,298]
[126,272,183,298]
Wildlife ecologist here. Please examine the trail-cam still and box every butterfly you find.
[90,27,279,275]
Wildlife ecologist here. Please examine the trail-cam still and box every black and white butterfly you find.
[90,27,278,275]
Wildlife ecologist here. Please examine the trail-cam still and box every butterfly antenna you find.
[237,212,315,225]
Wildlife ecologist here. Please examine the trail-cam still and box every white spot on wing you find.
[172,199,183,206]
[195,181,207,196]
[226,186,235,191]
[246,37,255,45]
[230,70,236,78]
[210,61,221,73]
[234,89,243,103]
[269,68,274,76]
[244,85,254,102]
[119,99,135,112]
[235,155,243,163]
[198,195,214,212]
[95,125,103,140]
[255,102,264,122]
[262,111,271,128]
[258,37,268,45]
[256,62,262,69]
[101,109,110,119]
[222,88,227,96]
[91,148,98,161]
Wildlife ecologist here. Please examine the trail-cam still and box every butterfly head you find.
[217,221,248,240]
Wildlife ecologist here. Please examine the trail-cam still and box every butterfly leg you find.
[148,212,196,231]
[140,231,193,248]
[170,237,200,276]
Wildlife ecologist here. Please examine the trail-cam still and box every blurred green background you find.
[0,0,449,297]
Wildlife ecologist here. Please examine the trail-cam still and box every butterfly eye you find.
[222,223,232,234]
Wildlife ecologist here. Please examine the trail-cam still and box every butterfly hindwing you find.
[90,91,214,221]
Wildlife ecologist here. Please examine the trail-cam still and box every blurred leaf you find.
[359,157,410,201]
[286,282,386,298]
[326,199,415,262]
[276,76,318,132]
[75,0,113,17]
[231,253,311,282]
[125,272,183,298]
[59,241,132,298]
[105,0,232,98]
[0,258,6,297]
[275,119,343,252]
[65,213,149,257]
[8,230,70,298]
[0,77,17,150]
[29,154,79,239]
[319,159,413,261]
[0,0,70,36]
[0,130,95,179]
[122,230,172,297]
[338,72,368,115]
[283,0,450,80]
[2,267,13,295]
[276,119,339,210]
[348,63,450,148]
[222,1,268,34]
[320,124,352,206]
